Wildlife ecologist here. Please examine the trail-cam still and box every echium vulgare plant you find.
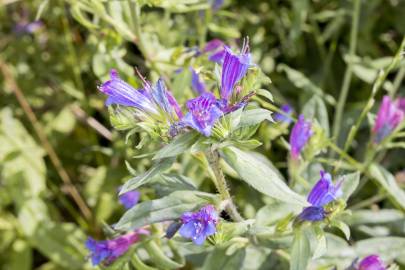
[73,1,405,269]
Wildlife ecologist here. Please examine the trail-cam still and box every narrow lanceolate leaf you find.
[115,191,218,231]
[153,132,199,160]
[290,229,311,270]
[369,164,405,211]
[202,246,246,270]
[339,172,360,201]
[120,158,175,194]
[221,147,307,206]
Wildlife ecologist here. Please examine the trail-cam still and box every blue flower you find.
[182,92,223,136]
[274,104,293,124]
[211,0,224,10]
[190,68,207,95]
[118,188,140,209]
[298,171,342,222]
[220,43,252,101]
[85,229,148,266]
[178,205,218,245]
[289,115,313,159]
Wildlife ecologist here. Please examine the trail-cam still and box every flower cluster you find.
[178,205,218,245]
[298,171,342,221]
[85,229,148,266]
[373,95,405,143]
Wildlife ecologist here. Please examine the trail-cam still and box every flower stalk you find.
[206,148,244,222]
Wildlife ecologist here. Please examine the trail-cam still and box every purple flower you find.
[85,229,148,266]
[190,68,207,95]
[372,95,405,143]
[274,104,293,124]
[298,171,342,222]
[14,20,44,34]
[118,189,140,209]
[182,92,223,136]
[211,0,224,10]
[220,44,252,101]
[178,205,218,245]
[99,70,183,122]
[289,115,313,159]
[358,255,386,270]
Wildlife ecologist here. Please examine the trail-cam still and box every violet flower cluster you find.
[85,229,148,266]
[178,205,218,245]
[298,171,342,221]
[100,40,253,137]
[289,114,313,159]
[373,95,405,143]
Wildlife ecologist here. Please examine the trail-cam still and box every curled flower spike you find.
[190,68,207,95]
[358,255,386,270]
[372,95,405,143]
[274,104,293,124]
[182,92,223,136]
[118,188,140,209]
[220,41,252,101]
[289,115,313,159]
[178,205,218,245]
[85,229,149,266]
[298,171,342,222]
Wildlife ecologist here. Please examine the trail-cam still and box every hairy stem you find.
[206,148,244,222]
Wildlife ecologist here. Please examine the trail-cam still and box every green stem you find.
[206,148,244,222]
[331,0,361,146]
[390,66,405,98]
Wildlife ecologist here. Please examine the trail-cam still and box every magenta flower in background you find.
[220,43,252,101]
[298,171,342,221]
[179,205,218,245]
[358,255,386,270]
[274,104,293,124]
[85,229,148,266]
[118,189,140,209]
[182,92,223,136]
[190,68,207,95]
[289,114,313,159]
[372,95,405,143]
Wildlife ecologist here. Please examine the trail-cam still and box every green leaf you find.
[150,173,197,196]
[330,220,351,240]
[302,95,330,137]
[153,132,199,160]
[115,191,218,231]
[202,246,246,270]
[339,172,360,201]
[354,237,405,261]
[369,164,405,211]
[9,239,32,270]
[221,147,307,206]
[238,108,273,128]
[345,209,404,225]
[120,158,175,194]
[290,229,311,270]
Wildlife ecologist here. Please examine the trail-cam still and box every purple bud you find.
[297,206,325,221]
[221,44,252,101]
[358,255,386,270]
[204,39,225,64]
[118,188,140,209]
[204,39,224,53]
[178,205,218,245]
[274,104,293,124]
[289,115,313,159]
[373,95,405,143]
[182,93,223,136]
[307,171,342,207]
[190,68,207,95]
[211,0,224,11]
[85,229,149,266]
[14,20,44,34]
